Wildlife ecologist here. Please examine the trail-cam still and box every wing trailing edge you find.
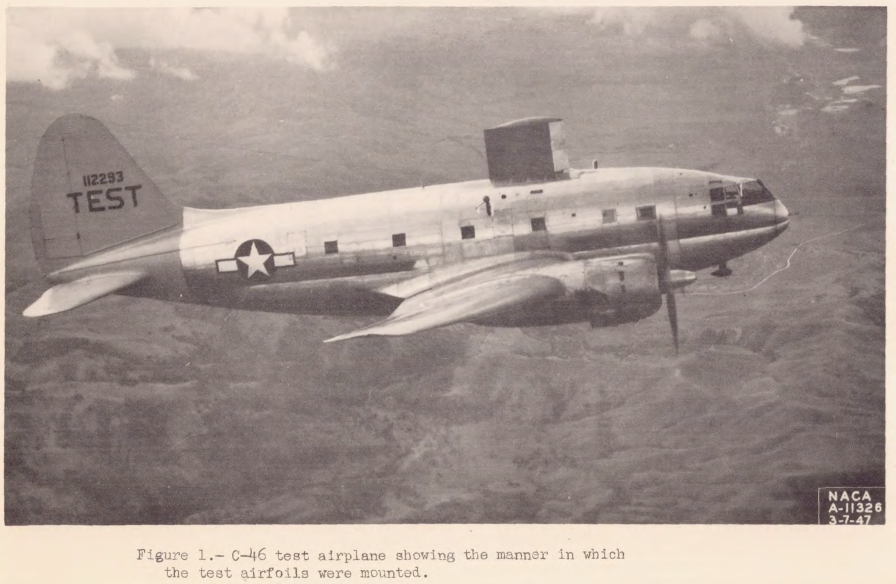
[324,273,565,342]
[23,271,146,317]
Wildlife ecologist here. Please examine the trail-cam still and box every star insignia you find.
[237,242,272,278]
[215,239,295,279]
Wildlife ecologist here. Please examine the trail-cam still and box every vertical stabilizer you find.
[30,114,180,272]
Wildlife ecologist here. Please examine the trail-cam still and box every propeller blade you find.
[666,291,679,356]
[655,216,670,286]
[656,215,680,355]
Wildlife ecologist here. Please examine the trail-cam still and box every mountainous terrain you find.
[5,7,885,524]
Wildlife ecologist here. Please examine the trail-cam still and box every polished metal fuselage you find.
[48,166,789,319]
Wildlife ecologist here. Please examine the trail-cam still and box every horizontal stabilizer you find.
[23,271,146,317]
[325,274,564,342]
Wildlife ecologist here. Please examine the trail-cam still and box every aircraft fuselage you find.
[49,166,789,324]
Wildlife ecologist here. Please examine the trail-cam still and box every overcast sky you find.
[7,7,811,90]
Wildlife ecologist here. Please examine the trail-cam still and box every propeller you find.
[655,215,680,356]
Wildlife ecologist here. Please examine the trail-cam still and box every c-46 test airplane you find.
[25,115,788,351]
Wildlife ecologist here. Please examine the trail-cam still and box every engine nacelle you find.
[476,254,670,328]
[581,255,660,303]
[537,254,663,327]
[580,255,662,326]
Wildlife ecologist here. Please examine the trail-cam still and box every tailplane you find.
[23,271,146,317]
[30,114,180,273]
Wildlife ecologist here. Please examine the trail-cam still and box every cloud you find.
[590,8,662,36]
[129,8,332,69]
[148,57,197,81]
[8,8,332,90]
[727,7,806,47]
[7,20,135,89]
[689,19,724,43]
[583,7,807,47]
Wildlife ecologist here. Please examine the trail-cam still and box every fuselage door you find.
[288,231,307,258]
[492,206,514,239]
[460,213,499,259]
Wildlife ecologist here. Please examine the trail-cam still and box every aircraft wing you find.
[23,271,146,317]
[324,273,565,342]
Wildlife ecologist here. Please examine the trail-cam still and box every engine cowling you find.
[577,255,663,327]
[473,253,691,329]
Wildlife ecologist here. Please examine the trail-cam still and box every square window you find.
[636,205,656,220]
[461,225,476,240]
[602,209,616,224]
[392,233,406,247]
[324,240,339,254]
[531,217,547,232]
[709,187,725,202]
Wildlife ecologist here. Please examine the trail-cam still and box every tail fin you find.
[30,114,180,273]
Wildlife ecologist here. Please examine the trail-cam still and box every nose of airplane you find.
[774,199,789,233]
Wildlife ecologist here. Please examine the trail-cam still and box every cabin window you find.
[531,217,547,232]
[602,209,617,224]
[324,240,339,254]
[636,205,656,221]
[392,233,406,247]
[461,225,476,240]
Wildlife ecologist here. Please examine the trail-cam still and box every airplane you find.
[23,115,789,352]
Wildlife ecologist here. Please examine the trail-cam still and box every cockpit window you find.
[724,184,742,213]
[710,183,744,216]
[741,180,776,206]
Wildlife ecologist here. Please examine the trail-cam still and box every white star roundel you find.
[215,239,296,280]
[237,240,274,278]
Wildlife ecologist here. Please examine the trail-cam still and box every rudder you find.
[30,114,180,272]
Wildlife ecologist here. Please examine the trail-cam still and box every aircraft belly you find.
[677,225,780,271]
[116,249,193,303]
[675,211,776,239]
[231,280,403,316]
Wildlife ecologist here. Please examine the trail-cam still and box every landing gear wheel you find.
[711,262,732,277]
